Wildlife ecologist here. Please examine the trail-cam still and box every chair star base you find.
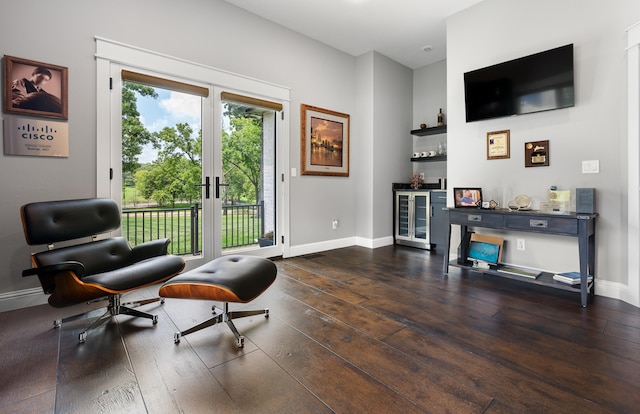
[173,302,269,348]
[54,294,164,343]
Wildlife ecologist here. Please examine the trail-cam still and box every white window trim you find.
[626,22,640,307]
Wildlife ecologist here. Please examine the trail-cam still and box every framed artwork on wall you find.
[525,140,549,167]
[300,104,349,176]
[486,130,510,160]
[3,55,68,120]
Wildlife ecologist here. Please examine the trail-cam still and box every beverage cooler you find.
[394,191,431,249]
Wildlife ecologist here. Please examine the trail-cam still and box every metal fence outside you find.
[121,202,264,255]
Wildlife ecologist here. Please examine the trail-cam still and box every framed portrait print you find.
[3,55,68,120]
[301,104,349,176]
[486,130,510,160]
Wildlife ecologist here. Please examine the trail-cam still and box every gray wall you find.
[354,52,413,244]
[0,0,408,300]
[371,52,413,241]
[413,60,447,184]
[444,0,640,299]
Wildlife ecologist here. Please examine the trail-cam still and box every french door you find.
[216,88,282,259]
[101,66,284,272]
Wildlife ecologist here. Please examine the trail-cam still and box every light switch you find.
[582,160,599,174]
[291,167,297,177]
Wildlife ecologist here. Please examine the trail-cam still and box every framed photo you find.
[486,130,510,160]
[454,187,482,208]
[525,140,549,167]
[301,104,349,176]
[3,55,68,120]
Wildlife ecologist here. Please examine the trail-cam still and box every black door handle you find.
[215,176,228,199]
[194,176,211,199]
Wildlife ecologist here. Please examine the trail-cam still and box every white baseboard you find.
[287,237,358,257]
[0,287,48,312]
[595,279,638,307]
[355,235,394,249]
[286,235,394,258]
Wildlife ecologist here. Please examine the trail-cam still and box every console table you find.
[443,208,597,307]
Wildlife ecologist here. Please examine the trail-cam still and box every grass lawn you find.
[121,207,262,254]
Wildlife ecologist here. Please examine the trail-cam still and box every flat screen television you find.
[464,44,574,122]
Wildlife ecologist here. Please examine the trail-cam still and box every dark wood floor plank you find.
[489,308,640,411]
[211,349,332,413]
[496,306,640,364]
[241,312,429,414]
[118,303,244,414]
[0,389,55,414]
[56,314,147,414]
[384,321,605,413]
[365,292,640,412]
[275,274,406,340]
[264,289,493,412]
[0,305,59,411]
[604,320,640,344]
[278,261,370,305]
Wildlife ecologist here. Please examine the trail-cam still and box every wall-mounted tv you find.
[464,44,574,122]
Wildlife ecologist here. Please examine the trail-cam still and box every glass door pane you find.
[397,193,410,238]
[120,81,203,258]
[413,193,429,241]
[220,100,277,254]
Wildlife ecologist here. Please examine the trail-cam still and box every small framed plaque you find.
[486,130,510,160]
[525,140,549,167]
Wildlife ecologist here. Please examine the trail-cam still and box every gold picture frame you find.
[3,55,68,120]
[486,130,510,160]
[301,104,349,176]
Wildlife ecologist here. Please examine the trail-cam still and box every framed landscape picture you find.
[3,55,68,120]
[300,104,349,176]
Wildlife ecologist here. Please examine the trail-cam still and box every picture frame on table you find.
[300,104,349,176]
[454,187,483,208]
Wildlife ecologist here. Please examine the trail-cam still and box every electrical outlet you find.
[517,239,525,251]
[419,173,425,180]
[332,219,339,229]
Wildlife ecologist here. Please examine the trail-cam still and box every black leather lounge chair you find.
[20,198,186,343]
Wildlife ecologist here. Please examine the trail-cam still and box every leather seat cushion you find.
[159,255,277,303]
[34,237,185,291]
[84,255,186,291]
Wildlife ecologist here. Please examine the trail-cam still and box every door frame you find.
[95,37,291,264]
[216,86,286,259]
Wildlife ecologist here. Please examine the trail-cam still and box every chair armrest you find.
[22,261,85,278]
[130,238,172,261]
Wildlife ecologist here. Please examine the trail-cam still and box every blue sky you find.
[135,88,202,163]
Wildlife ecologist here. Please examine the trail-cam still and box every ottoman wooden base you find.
[159,255,277,348]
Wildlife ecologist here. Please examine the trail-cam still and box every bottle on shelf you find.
[437,108,444,127]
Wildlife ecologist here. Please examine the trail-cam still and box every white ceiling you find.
[223,0,484,69]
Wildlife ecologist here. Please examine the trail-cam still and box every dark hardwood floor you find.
[2,245,640,413]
